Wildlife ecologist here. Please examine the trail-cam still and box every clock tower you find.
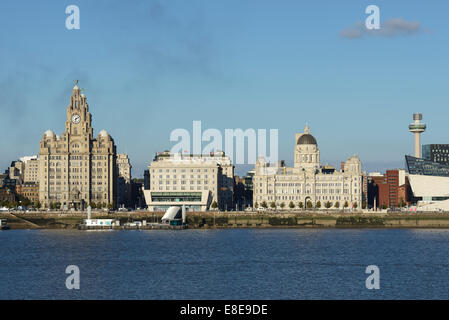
[38,81,117,210]
[64,82,93,140]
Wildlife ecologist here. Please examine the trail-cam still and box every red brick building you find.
[368,170,411,209]
[386,170,399,207]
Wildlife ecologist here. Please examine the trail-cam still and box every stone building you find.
[234,171,254,210]
[21,156,40,183]
[0,187,15,204]
[8,161,24,184]
[38,82,117,210]
[3,156,39,186]
[143,151,234,211]
[253,125,363,210]
[16,182,39,204]
[116,153,132,207]
[117,154,131,183]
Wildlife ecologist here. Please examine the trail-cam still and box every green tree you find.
[35,201,41,209]
[325,201,332,209]
[382,204,387,210]
[353,202,358,209]
[289,201,295,209]
[211,201,218,209]
[334,201,340,209]
[17,195,31,207]
[91,202,97,209]
[362,202,367,209]
[49,202,55,210]
[315,201,321,209]
[344,201,349,209]
[298,201,303,209]
[270,202,276,209]
[306,201,313,209]
[261,201,268,209]
[254,202,259,209]
[280,202,285,209]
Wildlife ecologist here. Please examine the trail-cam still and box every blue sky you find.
[1,0,448,177]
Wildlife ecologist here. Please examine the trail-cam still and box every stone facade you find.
[22,156,39,183]
[117,154,131,183]
[8,161,24,184]
[16,182,39,203]
[144,151,234,211]
[116,153,132,207]
[253,125,363,210]
[0,187,15,204]
[38,83,117,210]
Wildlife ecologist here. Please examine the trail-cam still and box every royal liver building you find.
[38,82,117,210]
[253,125,362,210]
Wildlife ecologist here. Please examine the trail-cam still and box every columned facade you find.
[253,125,363,210]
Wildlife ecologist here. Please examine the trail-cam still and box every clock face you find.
[71,114,81,124]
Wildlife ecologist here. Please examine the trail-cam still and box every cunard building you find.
[253,125,363,210]
[38,82,117,210]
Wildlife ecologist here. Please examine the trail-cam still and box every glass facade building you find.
[150,192,203,203]
[405,155,449,177]
[422,144,449,165]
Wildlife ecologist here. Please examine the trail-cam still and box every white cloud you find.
[340,18,422,39]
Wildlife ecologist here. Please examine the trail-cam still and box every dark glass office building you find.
[422,144,449,165]
[405,155,449,177]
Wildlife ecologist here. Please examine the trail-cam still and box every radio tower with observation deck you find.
[409,113,426,158]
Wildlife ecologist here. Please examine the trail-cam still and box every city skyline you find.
[2,1,449,177]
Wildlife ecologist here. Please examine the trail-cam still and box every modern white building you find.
[407,174,449,211]
[253,125,363,210]
[405,155,449,211]
[143,151,234,212]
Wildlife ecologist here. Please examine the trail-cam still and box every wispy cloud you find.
[340,18,423,39]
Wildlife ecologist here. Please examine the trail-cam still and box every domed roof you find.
[44,130,55,138]
[297,134,317,145]
[99,130,109,138]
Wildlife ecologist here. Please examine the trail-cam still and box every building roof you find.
[161,206,182,221]
[297,134,317,145]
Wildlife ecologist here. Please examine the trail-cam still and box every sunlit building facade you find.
[38,83,117,209]
[253,125,363,210]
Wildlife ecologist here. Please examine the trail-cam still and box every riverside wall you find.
[3,210,449,229]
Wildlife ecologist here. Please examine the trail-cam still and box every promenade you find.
[3,210,449,229]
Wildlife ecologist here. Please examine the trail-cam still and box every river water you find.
[1,228,448,299]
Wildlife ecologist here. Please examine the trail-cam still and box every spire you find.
[304,123,310,134]
[73,80,80,93]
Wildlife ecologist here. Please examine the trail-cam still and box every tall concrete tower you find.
[408,113,426,158]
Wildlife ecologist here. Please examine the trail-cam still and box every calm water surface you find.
[1,228,448,299]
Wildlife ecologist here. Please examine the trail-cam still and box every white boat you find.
[1,219,10,230]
